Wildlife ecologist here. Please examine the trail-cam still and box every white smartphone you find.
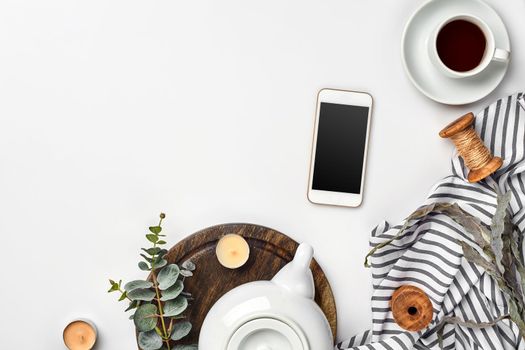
[307,88,373,207]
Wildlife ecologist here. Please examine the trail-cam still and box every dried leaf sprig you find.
[365,193,525,341]
[108,213,197,350]
[364,202,490,267]
[436,314,510,348]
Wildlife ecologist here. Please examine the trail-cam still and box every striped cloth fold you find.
[337,92,525,350]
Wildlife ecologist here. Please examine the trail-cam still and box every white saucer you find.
[401,0,510,105]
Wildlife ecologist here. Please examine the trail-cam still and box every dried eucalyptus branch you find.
[365,193,525,340]
[436,314,510,348]
[364,202,491,267]
[108,213,198,350]
[364,203,455,267]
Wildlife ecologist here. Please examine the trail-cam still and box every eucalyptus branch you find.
[152,273,170,349]
[107,279,132,302]
[107,213,197,350]
[367,195,525,344]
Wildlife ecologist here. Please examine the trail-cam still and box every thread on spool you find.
[439,113,502,183]
[449,127,492,170]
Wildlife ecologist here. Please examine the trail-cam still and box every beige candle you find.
[63,319,97,350]
[216,234,250,269]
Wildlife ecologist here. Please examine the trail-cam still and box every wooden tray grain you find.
[163,223,337,345]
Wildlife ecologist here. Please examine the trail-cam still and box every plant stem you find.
[152,273,171,349]
[150,235,171,350]
[168,318,174,335]
[117,287,132,301]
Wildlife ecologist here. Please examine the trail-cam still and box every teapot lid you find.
[227,318,308,350]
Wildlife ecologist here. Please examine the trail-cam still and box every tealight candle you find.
[216,233,250,269]
[63,319,97,350]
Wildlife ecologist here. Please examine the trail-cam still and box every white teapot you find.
[199,243,334,350]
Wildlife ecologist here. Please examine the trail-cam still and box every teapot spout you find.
[272,243,315,299]
[293,243,314,268]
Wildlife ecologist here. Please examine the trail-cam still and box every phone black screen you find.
[312,102,369,194]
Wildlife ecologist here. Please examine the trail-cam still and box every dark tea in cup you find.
[436,19,486,72]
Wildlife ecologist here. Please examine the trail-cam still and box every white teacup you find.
[428,14,510,78]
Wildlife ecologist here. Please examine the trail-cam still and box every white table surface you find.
[1,0,525,348]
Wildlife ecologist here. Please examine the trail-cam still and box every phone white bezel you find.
[307,88,373,208]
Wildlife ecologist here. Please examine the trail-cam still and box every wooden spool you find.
[390,285,433,332]
[439,112,502,183]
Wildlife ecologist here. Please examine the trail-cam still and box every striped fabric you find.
[337,93,525,350]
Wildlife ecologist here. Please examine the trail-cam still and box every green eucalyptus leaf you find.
[170,321,192,341]
[141,254,153,263]
[142,247,161,256]
[128,288,156,301]
[118,291,128,301]
[149,226,162,234]
[155,254,166,264]
[134,304,158,332]
[139,261,151,271]
[181,260,196,271]
[125,300,139,312]
[163,296,188,317]
[138,330,163,350]
[160,280,184,301]
[146,234,159,243]
[158,249,168,258]
[180,270,193,278]
[157,240,166,245]
[157,264,180,290]
[124,280,153,292]
[108,280,120,293]
[154,259,167,269]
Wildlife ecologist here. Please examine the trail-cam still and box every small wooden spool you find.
[439,112,502,183]
[390,285,433,332]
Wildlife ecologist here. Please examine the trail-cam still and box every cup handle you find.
[493,48,510,63]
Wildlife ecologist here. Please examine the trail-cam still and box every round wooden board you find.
[163,223,337,345]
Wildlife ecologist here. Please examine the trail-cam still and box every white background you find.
[1,0,524,348]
